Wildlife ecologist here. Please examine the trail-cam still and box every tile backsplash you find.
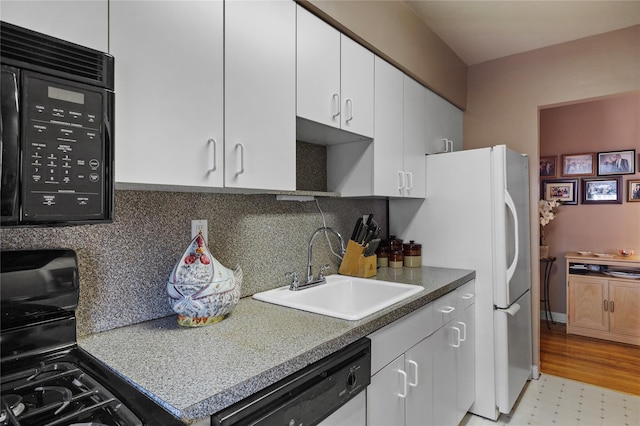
[0,190,386,336]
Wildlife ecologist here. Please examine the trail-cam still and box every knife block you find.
[339,240,377,278]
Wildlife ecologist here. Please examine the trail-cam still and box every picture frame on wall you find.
[539,156,557,178]
[582,176,622,204]
[541,179,578,205]
[629,180,640,202]
[561,153,595,177]
[597,149,636,175]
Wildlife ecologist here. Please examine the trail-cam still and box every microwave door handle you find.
[1,68,21,221]
[505,190,519,283]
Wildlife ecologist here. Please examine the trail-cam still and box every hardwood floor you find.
[539,320,640,396]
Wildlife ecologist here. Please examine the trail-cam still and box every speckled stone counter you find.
[78,266,474,424]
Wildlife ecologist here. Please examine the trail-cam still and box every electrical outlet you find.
[191,220,208,244]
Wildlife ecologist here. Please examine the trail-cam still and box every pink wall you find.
[539,91,640,314]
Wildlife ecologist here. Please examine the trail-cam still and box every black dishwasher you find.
[212,337,371,426]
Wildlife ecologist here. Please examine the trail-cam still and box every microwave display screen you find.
[48,85,85,104]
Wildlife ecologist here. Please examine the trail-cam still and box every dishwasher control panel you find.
[212,338,371,426]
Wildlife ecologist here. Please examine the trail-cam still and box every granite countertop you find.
[78,266,474,424]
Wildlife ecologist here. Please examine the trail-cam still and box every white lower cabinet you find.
[432,304,475,426]
[320,391,367,426]
[367,280,475,426]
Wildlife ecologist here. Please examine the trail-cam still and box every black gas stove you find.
[1,249,184,426]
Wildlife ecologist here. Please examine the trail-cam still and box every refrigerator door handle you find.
[504,190,519,283]
[496,302,521,316]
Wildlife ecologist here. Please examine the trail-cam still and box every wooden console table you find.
[565,252,640,346]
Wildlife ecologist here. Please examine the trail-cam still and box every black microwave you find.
[1,21,114,227]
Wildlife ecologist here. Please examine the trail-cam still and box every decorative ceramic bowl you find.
[618,248,635,257]
[167,233,242,327]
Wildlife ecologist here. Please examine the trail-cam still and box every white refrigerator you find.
[389,145,532,420]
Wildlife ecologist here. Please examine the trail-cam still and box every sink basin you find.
[252,275,424,320]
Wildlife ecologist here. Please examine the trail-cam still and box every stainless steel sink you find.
[252,275,424,320]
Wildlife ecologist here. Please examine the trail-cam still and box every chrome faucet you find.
[287,227,346,291]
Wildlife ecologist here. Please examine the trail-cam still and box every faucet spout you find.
[306,227,346,285]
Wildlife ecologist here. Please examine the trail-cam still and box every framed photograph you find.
[628,180,640,202]
[582,177,622,204]
[539,156,557,178]
[561,153,595,177]
[597,149,636,175]
[541,179,578,205]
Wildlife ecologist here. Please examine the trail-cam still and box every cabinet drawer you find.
[457,280,475,310]
[369,303,433,374]
[432,290,460,330]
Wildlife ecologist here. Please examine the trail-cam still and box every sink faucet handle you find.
[318,264,331,280]
[285,271,299,290]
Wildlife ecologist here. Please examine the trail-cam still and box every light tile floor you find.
[461,374,640,426]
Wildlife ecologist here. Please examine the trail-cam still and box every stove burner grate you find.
[1,362,142,426]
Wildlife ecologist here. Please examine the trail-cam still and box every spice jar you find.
[377,242,389,268]
[389,249,404,269]
[403,240,422,267]
[388,236,404,269]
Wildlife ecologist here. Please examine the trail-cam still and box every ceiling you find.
[406,0,640,65]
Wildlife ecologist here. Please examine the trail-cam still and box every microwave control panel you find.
[21,73,106,221]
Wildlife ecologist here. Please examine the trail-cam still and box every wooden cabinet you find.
[112,0,295,192]
[111,0,224,188]
[0,0,108,51]
[224,0,296,191]
[367,280,475,426]
[566,253,640,346]
[424,89,464,154]
[296,6,374,138]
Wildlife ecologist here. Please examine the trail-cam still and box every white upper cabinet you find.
[402,75,427,198]
[372,58,405,197]
[425,89,464,154]
[224,0,296,191]
[296,6,341,130]
[296,6,374,138]
[372,60,426,198]
[111,0,224,188]
[0,0,108,51]
[340,36,375,137]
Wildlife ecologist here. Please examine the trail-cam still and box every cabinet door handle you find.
[208,138,217,172]
[438,306,455,314]
[407,360,419,387]
[451,326,461,348]
[235,143,245,176]
[397,171,406,191]
[610,301,614,313]
[345,98,353,122]
[457,321,467,342]
[446,139,453,152]
[397,369,408,398]
[461,293,474,300]
[332,93,341,118]
[406,172,413,191]
[604,300,609,312]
